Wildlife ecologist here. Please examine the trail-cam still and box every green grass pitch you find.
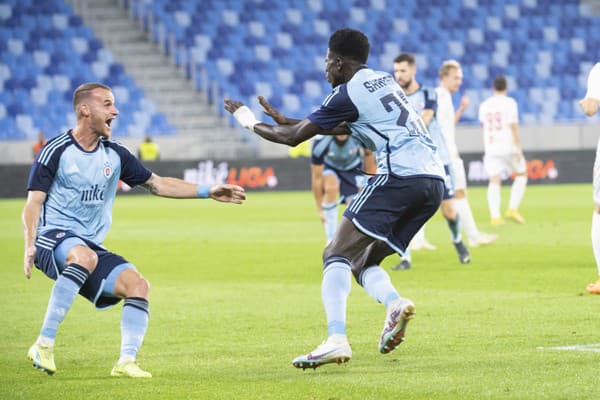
[1,184,599,399]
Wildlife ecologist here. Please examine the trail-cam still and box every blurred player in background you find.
[311,134,376,243]
[225,28,445,369]
[392,53,470,270]
[579,62,600,294]
[478,75,527,225]
[23,83,246,378]
[436,60,498,247]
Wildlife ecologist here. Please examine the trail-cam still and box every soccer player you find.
[579,62,600,294]
[23,82,246,377]
[311,134,376,243]
[225,28,445,369]
[478,75,527,225]
[392,53,470,270]
[436,60,498,247]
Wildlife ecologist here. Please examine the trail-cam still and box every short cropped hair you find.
[493,75,507,91]
[393,53,415,65]
[73,82,112,111]
[439,59,461,78]
[328,28,370,64]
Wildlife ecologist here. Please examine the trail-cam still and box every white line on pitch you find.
[537,343,600,353]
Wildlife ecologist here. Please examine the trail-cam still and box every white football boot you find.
[292,334,352,369]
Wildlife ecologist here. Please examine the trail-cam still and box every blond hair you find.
[439,59,461,78]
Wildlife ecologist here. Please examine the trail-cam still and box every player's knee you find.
[455,189,466,198]
[125,275,150,299]
[594,203,600,214]
[66,246,98,272]
[133,277,150,298]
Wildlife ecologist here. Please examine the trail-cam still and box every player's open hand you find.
[258,96,288,125]
[210,184,246,204]
[24,245,36,279]
[459,95,470,110]
[224,99,244,114]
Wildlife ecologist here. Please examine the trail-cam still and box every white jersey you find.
[478,94,519,156]
[435,86,459,159]
[586,62,600,100]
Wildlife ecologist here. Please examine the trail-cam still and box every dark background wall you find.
[1,150,594,199]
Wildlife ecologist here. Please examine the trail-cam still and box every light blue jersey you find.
[405,86,451,165]
[311,135,364,171]
[308,67,444,179]
[27,130,152,245]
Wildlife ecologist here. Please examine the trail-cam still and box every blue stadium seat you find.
[0,0,176,140]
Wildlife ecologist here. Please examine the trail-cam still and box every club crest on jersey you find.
[103,163,113,179]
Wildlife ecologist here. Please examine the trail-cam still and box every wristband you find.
[196,184,211,198]
[232,105,261,131]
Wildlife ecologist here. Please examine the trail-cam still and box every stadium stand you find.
[0,0,175,141]
[1,0,599,151]
[127,0,599,127]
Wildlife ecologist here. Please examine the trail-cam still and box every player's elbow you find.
[283,135,304,147]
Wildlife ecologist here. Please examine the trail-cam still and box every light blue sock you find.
[40,264,89,340]
[447,215,462,243]
[360,266,400,307]
[322,202,338,243]
[322,258,351,336]
[119,297,149,363]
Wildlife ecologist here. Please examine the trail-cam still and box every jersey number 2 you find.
[380,91,427,137]
[380,92,409,126]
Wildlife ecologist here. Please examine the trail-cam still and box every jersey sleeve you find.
[26,140,64,192]
[307,84,359,130]
[27,161,56,193]
[585,63,600,100]
[111,142,153,186]
[422,88,438,113]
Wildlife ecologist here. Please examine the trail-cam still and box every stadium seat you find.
[0,0,174,140]
[149,0,600,125]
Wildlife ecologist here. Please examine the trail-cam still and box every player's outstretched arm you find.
[224,99,321,146]
[142,174,246,204]
[22,190,46,279]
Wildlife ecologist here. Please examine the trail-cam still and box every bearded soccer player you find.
[23,83,245,377]
[392,53,471,270]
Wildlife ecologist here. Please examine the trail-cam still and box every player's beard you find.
[401,78,412,91]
